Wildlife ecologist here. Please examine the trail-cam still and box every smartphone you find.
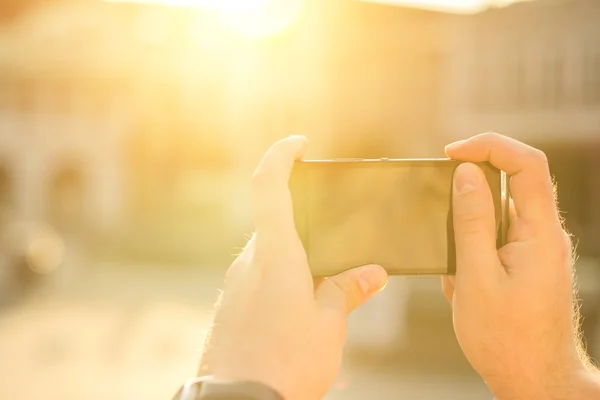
[289,158,509,276]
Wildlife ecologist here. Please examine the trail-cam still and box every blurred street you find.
[0,258,491,400]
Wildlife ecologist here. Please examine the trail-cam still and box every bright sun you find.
[104,0,305,38]
[216,0,304,39]
[103,0,528,38]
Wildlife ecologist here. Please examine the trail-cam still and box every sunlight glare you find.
[359,0,529,14]
[217,0,304,39]
[103,0,269,8]
[103,0,304,38]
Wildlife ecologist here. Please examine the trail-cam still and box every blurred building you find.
[0,0,449,262]
[440,0,600,357]
[0,1,134,236]
[442,0,600,141]
[0,0,598,262]
[441,0,600,256]
[0,1,264,259]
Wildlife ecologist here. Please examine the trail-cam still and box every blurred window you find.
[542,52,564,110]
[583,44,600,106]
[507,52,525,110]
[553,55,565,109]
[472,54,491,112]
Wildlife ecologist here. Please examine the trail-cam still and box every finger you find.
[445,133,558,227]
[441,276,455,304]
[252,135,307,242]
[452,163,503,281]
[315,265,388,316]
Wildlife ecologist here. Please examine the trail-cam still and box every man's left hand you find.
[198,135,388,400]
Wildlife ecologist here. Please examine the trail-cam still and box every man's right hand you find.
[443,133,600,400]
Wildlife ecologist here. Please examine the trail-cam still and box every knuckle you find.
[475,131,502,145]
[544,228,573,264]
[480,131,500,141]
[329,278,361,312]
[531,147,549,166]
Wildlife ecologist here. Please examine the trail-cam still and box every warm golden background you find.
[0,0,598,399]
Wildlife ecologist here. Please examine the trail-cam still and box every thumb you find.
[452,163,502,281]
[314,265,388,316]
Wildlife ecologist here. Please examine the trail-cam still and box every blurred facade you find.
[441,0,600,357]
[442,0,600,256]
[0,0,448,263]
[0,1,266,262]
[0,1,131,236]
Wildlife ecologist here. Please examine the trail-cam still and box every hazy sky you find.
[103,0,530,14]
[362,0,529,13]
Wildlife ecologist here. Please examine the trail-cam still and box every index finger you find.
[445,133,558,226]
[251,135,307,243]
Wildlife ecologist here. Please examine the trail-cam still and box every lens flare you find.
[216,0,304,39]
[104,0,304,38]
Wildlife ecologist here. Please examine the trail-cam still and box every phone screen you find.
[290,160,504,276]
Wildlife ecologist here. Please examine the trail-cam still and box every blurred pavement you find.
[0,260,492,400]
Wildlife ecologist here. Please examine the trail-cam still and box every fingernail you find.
[454,163,480,194]
[358,265,388,295]
[445,140,466,152]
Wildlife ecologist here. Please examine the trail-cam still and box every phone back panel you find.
[289,159,507,276]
